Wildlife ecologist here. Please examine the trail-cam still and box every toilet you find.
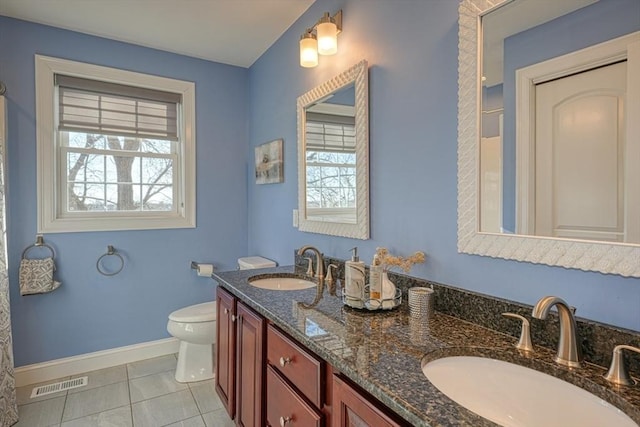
[167,256,275,383]
[167,301,217,383]
[237,256,276,271]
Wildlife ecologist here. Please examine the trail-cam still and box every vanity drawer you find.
[267,324,324,407]
[266,365,323,427]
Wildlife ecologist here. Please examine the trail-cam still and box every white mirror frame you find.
[297,60,369,239]
[457,0,640,277]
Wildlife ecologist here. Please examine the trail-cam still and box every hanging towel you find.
[19,257,61,295]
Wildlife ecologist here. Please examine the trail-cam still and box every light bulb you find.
[300,32,318,68]
[317,15,337,55]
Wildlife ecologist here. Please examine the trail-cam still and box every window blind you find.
[56,75,180,141]
[306,113,356,153]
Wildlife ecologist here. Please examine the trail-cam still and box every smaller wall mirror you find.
[297,60,369,239]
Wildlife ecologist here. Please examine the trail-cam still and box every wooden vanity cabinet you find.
[215,286,266,427]
[266,324,324,406]
[215,286,236,418]
[216,287,407,427]
[266,324,327,426]
[266,365,323,427]
[235,302,265,427]
[332,375,405,427]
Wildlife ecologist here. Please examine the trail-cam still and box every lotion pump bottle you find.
[369,254,383,306]
[344,247,365,309]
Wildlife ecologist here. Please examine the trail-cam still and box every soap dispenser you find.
[344,247,365,309]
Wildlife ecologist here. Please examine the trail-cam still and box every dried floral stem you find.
[375,247,426,273]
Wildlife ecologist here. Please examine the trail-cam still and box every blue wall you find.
[247,0,640,331]
[501,0,640,231]
[1,16,249,366]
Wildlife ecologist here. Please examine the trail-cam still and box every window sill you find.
[37,214,196,233]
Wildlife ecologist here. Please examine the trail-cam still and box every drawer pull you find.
[279,356,292,367]
[279,416,292,427]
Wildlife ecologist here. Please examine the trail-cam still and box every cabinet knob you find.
[224,308,229,314]
[279,416,292,427]
[279,356,292,367]
[231,314,237,322]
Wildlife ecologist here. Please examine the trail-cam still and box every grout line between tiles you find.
[59,389,68,426]
[124,363,134,427]
[186,382,201,414]
[59,382,130,424]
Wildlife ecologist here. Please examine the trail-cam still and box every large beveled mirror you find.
[297,60,369,239]
[458,0,640,277]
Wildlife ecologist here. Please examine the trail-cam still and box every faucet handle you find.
[604,344,640,386]
[304,257,314,276]
[502,313,534,352]
[326,264,337,282]
[326,264,338,296]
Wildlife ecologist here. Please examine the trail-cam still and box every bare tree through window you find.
[65,132,174,212]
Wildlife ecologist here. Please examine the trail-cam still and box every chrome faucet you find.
[532,296,583,368]
[298,245,326,292]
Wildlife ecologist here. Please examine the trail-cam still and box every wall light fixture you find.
[299,10,342,68]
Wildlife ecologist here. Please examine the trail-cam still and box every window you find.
[305,113,356,221]
[36,55,196,232]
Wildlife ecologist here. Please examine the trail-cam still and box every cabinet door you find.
[332,375,403,427]
[266,365,323,427]
[215,287,236,419]
[235,301,265,427]
[267,324,324,407]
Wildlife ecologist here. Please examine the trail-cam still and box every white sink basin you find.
[248,276,316,291]
[422,356,638,427]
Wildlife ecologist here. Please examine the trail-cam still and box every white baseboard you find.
[14,337,180,387]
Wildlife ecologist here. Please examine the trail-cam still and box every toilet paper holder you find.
[191,261,214,276]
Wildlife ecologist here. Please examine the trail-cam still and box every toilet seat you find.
[168,301,216,323]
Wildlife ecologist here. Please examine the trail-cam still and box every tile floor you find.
[14,354,235,427]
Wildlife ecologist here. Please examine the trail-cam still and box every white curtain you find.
[0,95,18,425]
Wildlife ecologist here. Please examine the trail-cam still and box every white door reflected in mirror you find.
[531,62,637,242]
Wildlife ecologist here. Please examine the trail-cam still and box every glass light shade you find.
[317,21,337,55]
[300,36,318,68]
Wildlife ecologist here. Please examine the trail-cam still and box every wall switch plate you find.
[293,209,299,227]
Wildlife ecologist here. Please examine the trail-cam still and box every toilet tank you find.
[238,256,276,270]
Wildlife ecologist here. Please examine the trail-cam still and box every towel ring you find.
[96,246,124,276]
[22,236,55,260]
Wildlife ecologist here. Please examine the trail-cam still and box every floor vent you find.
[30,376,88,398]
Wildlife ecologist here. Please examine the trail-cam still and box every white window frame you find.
[35,55,196,233]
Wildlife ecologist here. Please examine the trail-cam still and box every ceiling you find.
[0,0,316,68]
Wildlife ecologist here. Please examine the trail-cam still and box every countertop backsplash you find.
[294,249,640,378]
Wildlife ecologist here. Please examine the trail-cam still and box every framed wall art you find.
[255,139,283,184]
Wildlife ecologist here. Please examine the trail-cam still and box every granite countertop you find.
[213,266,640,427]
